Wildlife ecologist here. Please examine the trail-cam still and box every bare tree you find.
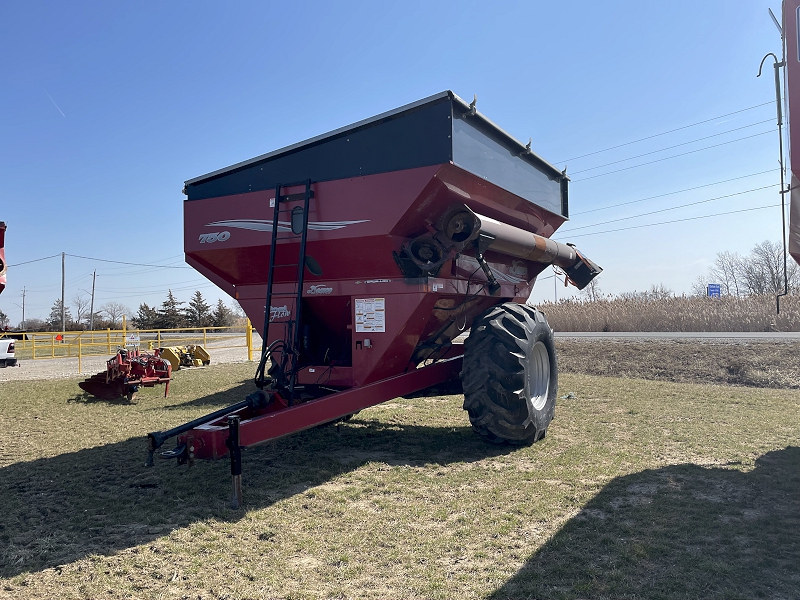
[580,277,602,302]
[21,317,45,331]
[646,283,673,300]
[710,251,744,297]
[72,294,91,327]
[697,241,800,297]
[690,274,711,297]
[740,241,780,296]
[231,300,246,319]
[620,284,673,301]
[100,302,130,327]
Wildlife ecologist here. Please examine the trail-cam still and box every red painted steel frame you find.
[178,355,463,460]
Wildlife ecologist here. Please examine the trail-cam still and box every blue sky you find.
[0,0,788,323]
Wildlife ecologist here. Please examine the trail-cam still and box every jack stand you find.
[226,416,243,509]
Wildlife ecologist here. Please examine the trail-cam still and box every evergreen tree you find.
[46,299,72,331]
[132,302,159,329]
[185,291,212,327]
[155,290,186,329]
[211,298,235,327]
[0,308,8,329]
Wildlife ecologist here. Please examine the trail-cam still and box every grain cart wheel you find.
[461,303,557,444]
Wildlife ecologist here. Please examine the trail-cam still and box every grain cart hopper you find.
[147,92,601,491]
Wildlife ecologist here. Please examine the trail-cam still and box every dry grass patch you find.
[0,362,798,599]
[540,294,800,332]
[557,339,800,388]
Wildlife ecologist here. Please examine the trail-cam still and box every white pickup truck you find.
[0,338,17,367]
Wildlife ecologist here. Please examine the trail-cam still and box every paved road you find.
[554,331,800,340]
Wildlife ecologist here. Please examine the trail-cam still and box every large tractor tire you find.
[461,303,557,444]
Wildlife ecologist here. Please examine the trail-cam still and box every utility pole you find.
[89,270,96,331]
[553,266,558,303]
[61,252,65,335]
[11,287,25,331]
[759,11,789,314]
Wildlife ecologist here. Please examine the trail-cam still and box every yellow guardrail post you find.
[157,329,162,348]
[246,319,253,361]
[78,336,82,373]
[203,327,207,346]
[51,334,55,358]
[32,334,36,360]
[107,329,111,353]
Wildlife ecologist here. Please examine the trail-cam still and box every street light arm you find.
[758,52,781,77]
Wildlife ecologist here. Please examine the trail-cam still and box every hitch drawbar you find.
[144,357,463,507]
[146,390,270,466]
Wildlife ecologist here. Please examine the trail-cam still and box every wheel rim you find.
[527,341,550,411]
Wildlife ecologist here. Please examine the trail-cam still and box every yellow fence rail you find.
[1,318,256,372]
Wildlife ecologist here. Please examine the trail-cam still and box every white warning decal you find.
[355,298,385,333]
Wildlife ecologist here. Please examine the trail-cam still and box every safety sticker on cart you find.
[355,298,385,332]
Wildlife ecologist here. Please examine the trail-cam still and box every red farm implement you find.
[146,91,601,505]
[80,348,172,402]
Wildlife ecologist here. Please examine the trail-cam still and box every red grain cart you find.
[148,92,601,499]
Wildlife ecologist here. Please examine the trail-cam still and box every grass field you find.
[0,362,798,599]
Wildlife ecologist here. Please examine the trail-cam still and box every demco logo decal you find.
[199,231,231,244]
[307,284,333,295]
[269,305,290,321]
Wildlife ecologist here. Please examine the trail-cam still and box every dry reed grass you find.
[538,294,800,332]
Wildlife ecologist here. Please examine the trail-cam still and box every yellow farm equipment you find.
[159,345,211,370]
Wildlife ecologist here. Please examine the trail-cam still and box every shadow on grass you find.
[66,392,136,406]
[490,446,800,600]
[157,381,255,410]
[0,401,511,578]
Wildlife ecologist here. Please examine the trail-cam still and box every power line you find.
[65,254,193,269]
[96,283,220,300]
[95,278,212,293]
[572,169,777,215]
[558,204,778,239]
[569,119,773,175]
[571,130,774,182]
[7,254,60,267]
[560,184,778,233]
[8,253,191,270]
[93,254,186,272]
[556,100,774,164]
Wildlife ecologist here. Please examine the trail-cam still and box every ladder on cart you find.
[255,179,314,404]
